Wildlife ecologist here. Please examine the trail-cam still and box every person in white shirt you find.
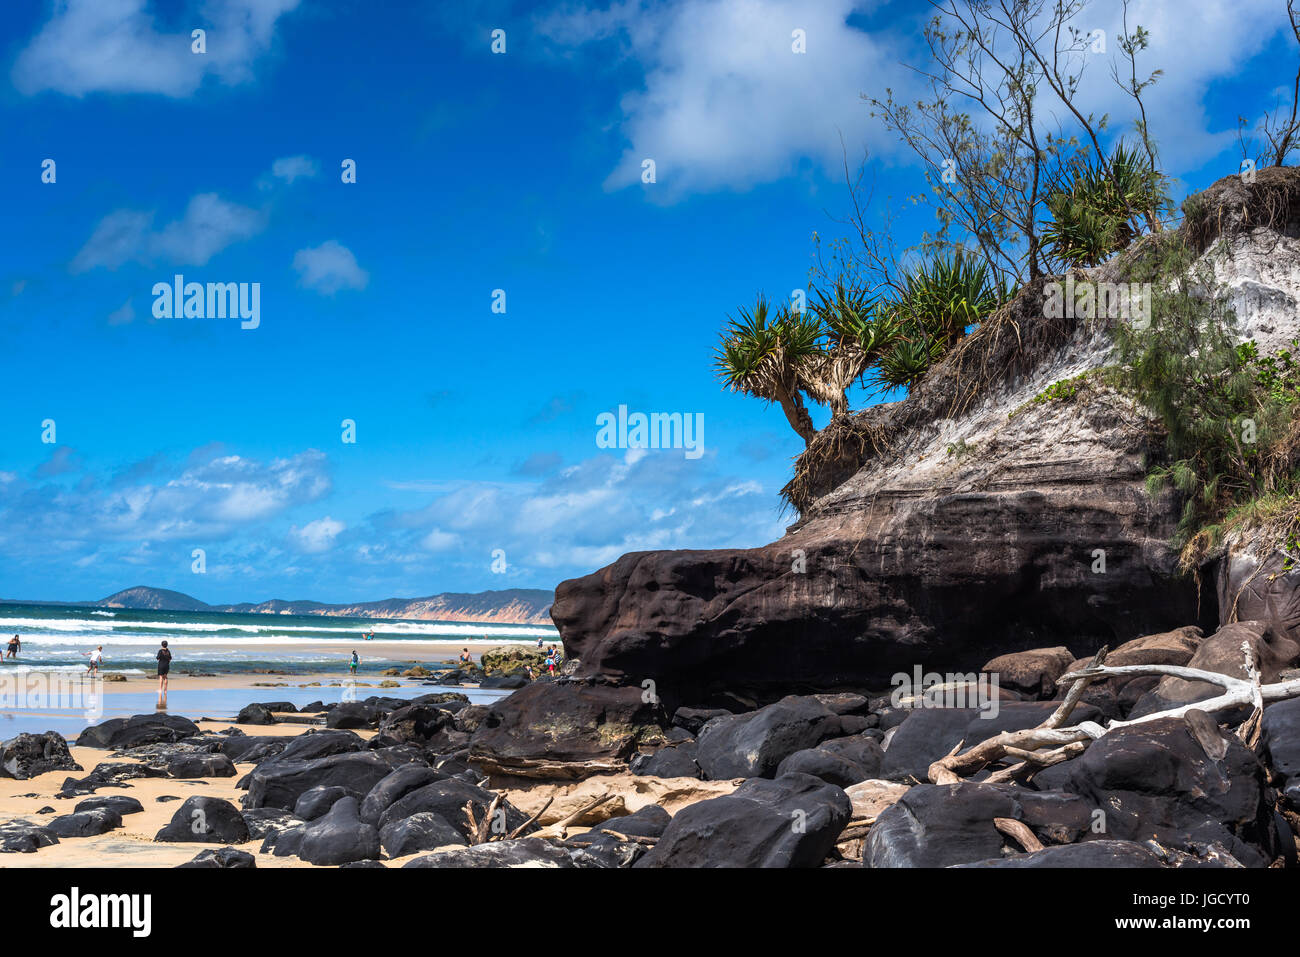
[84,645,103,674]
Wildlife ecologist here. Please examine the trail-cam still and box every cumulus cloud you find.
[72,193,264,272]
[292,240,369,294]
[13,0,302,98]
[290,516,345,553]
[538,0,898,197]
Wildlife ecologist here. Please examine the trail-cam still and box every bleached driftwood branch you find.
[926,643,1300,785]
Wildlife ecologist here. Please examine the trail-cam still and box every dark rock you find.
[403,838,574,868]
[341,860,386,868]
[220,735,287,763]
[865,782,1094,867]
[58,761,167,797]
[74,795,144,817]
[480,675,528,689]
[981,646,1076,698]
[379,811,468,857]
[377,704,453,746]
[276,729,366,764]
[0,820,59,853]
[590,804,672,839]
[77,714,200,750]
[637,772,851,868]
[695,695,853,780]
[775,735,884,787]
[550,487,1201,700]
[325,702,383,730]
[0,732,82,779]
[631,744,701,779]
[274,797,380,866]
[47,808,122,838]
[1262,697,1300,785]
[235,704,276,725]
[240,807,303,841]
[155,796,251,844]
[167,753,237,779]
[294,785,359,821]
[455,705,491,734]
[469,682,665,778]
[359,764,448,827]
[244,751,403,811]
[177,846,257,868]
[953,840,1166,868]
[1033,713,1273,866]
[377,778,531,839]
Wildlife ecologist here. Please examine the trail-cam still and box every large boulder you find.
[1034,712,1274,866]
[47,808,122,838]
[774,735,884,787]
[167,753,237,779]
[359,764,449,827]
[377,704,454,747]
[479,646,547,677]
[980,647,1076,699]
[273,797,381,866]
[469,681,665,778]
[244,752,403,811]
[0,820,59,854]
[77,714,200,750]
[636,772,851,868]
[865,782,1093,867]
[1129,621,1300,719]
[0,732,82,779]
[694,695,854,780]
[155,796,251,844]
[379,811,468,857]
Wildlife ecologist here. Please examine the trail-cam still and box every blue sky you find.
[1,0,1296,604]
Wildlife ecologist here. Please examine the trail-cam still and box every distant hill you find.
[85,586,554,624]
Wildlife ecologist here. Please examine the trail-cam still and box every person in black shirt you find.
[156,641,172,709]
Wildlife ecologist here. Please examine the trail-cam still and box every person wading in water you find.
[156,641,172,709]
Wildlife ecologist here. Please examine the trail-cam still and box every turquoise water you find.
[0,601,558,676]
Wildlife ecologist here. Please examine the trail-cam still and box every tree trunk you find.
[775,385,817,447]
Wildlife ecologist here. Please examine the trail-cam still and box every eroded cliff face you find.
[553,173,1300,702]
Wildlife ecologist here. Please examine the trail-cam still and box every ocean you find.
[0,602,560,676]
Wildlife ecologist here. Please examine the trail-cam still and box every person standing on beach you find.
[156,641,171,708]
[85,645,103,674]
[350,650,359,675]
[4,634,18,660]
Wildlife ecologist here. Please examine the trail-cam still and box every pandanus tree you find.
[802,278,899,417]
[713,294,823,447]
[1041,141,1168,268]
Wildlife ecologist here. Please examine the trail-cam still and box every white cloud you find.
[13,0,302,98]
[293,240,369,294]
[538,0,898,197]
[72,193,264,271]
[538,0,1297,198]
[290,516,345,553]
[264,154,319,186]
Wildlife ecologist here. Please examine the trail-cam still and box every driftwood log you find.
[927,642,1300,785]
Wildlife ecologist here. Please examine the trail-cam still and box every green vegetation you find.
[1040,142,1169,267]
[1112,238,1300,569]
